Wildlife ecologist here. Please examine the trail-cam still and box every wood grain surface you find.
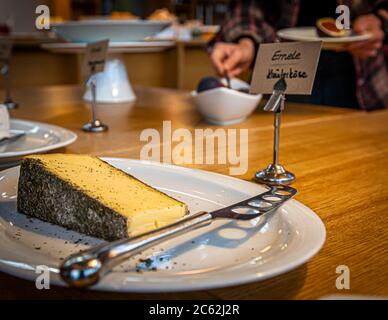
[0,85,387,300]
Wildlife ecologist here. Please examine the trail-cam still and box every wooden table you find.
[1,85,387,299]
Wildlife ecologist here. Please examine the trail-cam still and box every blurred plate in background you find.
[0,119,77,168]
[277,27,371,50]
[52,20,171,42]
[42,41,175,53]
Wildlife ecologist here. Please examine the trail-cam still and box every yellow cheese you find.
[18,154,188,239]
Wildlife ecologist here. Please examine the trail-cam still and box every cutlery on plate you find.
[60,184,297,288]
[0,132,25,147]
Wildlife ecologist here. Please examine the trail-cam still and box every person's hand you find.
[210,38,255,77]
[378,9,388,20]
[343,14,384,60]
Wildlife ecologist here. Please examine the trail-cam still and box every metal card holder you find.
[254,78,295,185]
[82,63,108,133]
[0,40,18,110]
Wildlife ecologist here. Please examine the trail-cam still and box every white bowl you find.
[52,20,171,43]
[192,78,262,125]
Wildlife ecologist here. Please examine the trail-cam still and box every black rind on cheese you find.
[17,157,129,241]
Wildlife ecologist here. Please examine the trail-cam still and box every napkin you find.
[0,104,10,139]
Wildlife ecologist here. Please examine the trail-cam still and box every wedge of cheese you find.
[17,154,188,240]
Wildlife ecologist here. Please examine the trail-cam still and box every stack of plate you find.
[52,20,171,43]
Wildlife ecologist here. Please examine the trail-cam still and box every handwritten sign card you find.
[250,41,322,95]
[0,38,12,63]
[82,39,109,75]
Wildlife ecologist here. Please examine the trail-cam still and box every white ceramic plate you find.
[0,158,325,292]
[42,41,175,53]
[0,119,77,167]
[52,20,171,43]
[277,27,371,49]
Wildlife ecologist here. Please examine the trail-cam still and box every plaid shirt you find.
[212,0,388,110]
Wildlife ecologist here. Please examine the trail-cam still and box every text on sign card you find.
[250,41,322,95]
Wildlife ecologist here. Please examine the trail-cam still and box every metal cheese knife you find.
[60,184,297,288]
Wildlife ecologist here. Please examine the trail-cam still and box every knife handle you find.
[59,211,213,288]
